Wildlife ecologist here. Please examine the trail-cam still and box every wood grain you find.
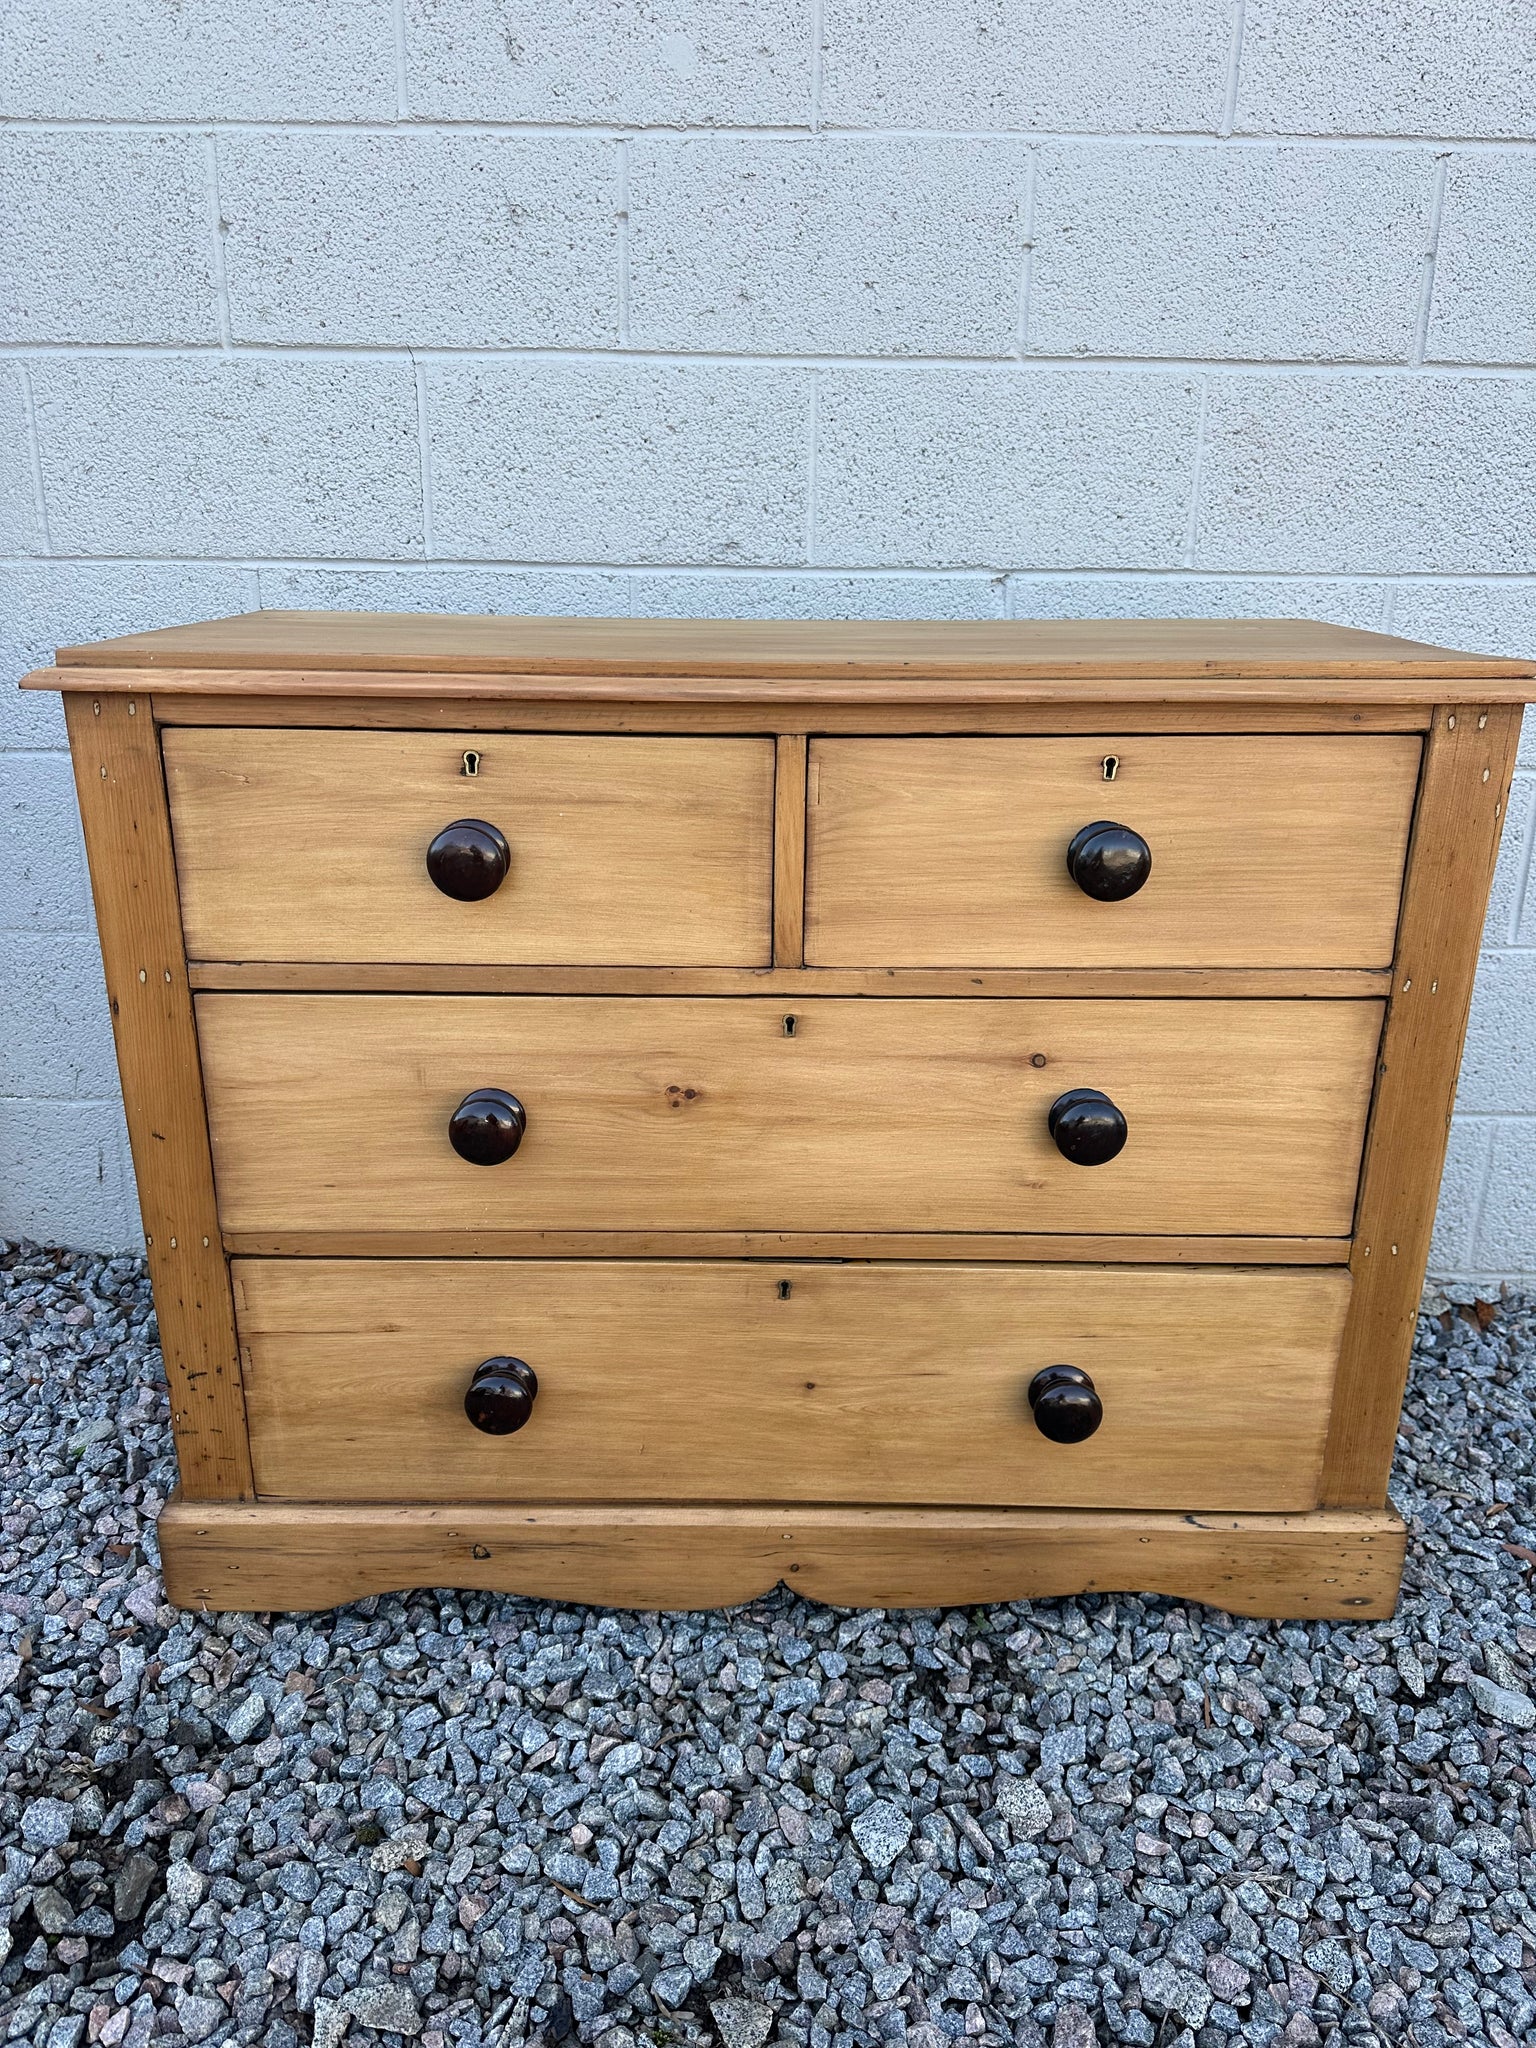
[185,962,1392,999]
[773,734,808,967]
[29,662,1530,707]
[163,728,774,966]
[195,994,1383,1236]
[42,610,1534,683]
[146,693,1436,735]
[219,1229,1351,1263]
[808,735,1420,968]
[62,694,253,1500]
[1322,704,1526,1505]
[157,1495,1407,1618]
[49,610,1528,1624]
[234,1259,1348,1512]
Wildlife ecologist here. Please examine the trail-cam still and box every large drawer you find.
[806,735,1421,967]
[234,1259,1349,1511]
[198,995,1382,1236]
[164,729,775,965]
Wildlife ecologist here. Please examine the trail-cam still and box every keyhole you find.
[1101,755,1119,782]
[783,1015,797,1037]
[462,749,481,778]
[777,1280,793,1300]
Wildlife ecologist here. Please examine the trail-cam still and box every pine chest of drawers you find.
[30,614,1533,1618]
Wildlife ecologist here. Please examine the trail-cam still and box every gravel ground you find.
[4,1244,1536,2048]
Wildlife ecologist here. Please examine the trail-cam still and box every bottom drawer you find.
[234,1259,1349,1512]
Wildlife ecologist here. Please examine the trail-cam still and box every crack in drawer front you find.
[197,995,1382,1236]
[164,729,775,966]
[234,1259,1350,1513]
[806,735,1421,968]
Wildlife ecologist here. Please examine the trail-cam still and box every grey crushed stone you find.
[849,1803,912,1873]
[1465,1677,1536,1733]
[19,1804,72,1852]
[709,1995,775,2048]
[2,1243,1536,2048]
[344,1979,424,2033]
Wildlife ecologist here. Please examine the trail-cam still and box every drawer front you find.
[235,1259,1348,1511]
[806,735,1420,967]
[164,729,775,965]
[199,994,1381,1235]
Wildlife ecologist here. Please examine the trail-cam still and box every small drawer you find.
[234,1258,1349,1512]
[164,728,775,965]
[806,735,1421,967]
[198,994,1382,1236]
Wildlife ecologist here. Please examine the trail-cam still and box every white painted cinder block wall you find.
[1,1,1532,1281]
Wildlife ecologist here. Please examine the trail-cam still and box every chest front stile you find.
[63,692,253,1501]
[1322,703,1525,1506]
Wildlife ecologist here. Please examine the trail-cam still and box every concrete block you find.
[1196,376,1536,573]
[1471,1120,1536,1277]
[1428,155,1536,366]
[815,367,1199,568]
[0,131,216,344]
[820,0,1232,130]
[32,357,422,559]
[0,686,64,754]
[0,936,119,1100]
[426,360,810,565]
[0,1096,141,1255]
[404,0,807,125]
[1427,1118,1493,1275]
[1387,588,1536,771]
[1391,582,1536,663]
[1486,773,1534,945]
[0,753,93,935]
[1007,573,1386,628]
[629,574,1004,618]
[260,566,633,615]
[629,137,1028,356]
[1028,143,1431,361]
[1237,0,1536,138]
[221,133,618,348]
[1458,951,1536,1115]
[0,365,41,556]
[0,0,394,119]
[0,563,251,750]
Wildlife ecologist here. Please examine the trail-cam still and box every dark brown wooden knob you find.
[448,1088,525,1165]
[427,819,510,902]
[1066,821,1151,901]
[465,1356,538,1434]
[1028,1365,1102,1444]
[1048,1087,1127,1166]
